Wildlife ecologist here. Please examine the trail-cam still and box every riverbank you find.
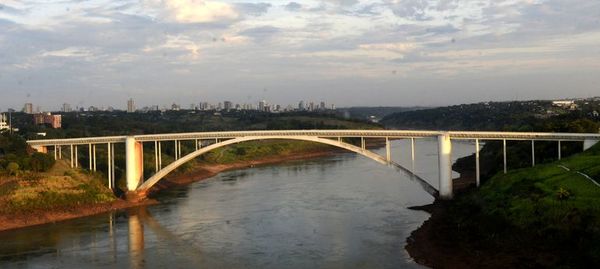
[0,198,158,232]
[406,143,600,268]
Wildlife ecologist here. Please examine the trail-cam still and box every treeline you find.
[12,110,380,140]
[381,100,600,131]
[0,134,55,176]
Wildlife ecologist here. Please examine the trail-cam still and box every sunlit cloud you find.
[160,0,239,23]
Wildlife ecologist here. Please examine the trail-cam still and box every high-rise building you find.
[0,113,9,132]
[320,101,326,110]
[127,98,135,113]
[259,100,267,111]
[298,101,305,110]
[23,103,33,114]
[62,103,72,113]
[224,101,233,111]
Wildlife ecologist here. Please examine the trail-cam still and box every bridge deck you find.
[27,130,600,146]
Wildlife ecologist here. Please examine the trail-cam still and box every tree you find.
[29,152,55,172]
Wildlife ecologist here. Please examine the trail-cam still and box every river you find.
[0,139,475,269]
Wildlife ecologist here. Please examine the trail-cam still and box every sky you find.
[1,0,600,110]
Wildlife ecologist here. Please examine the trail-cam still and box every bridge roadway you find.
[26,130,600,146]
[27,130,600,200]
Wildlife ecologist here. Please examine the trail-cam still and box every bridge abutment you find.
[438,134,453,200]
[584,139,599,151]
[31,145,48,154]
[126,137,144,192]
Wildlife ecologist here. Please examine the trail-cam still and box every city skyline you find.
[1,1,600,109]
[7,98,338,113]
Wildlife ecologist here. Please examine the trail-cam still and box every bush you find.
[556,187,571,201]
[7,162,20,176]
[29,152,55,172]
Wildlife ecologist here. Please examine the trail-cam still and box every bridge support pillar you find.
[583,139,599,151]
[126,136,144,192]
[438,134,453,200]
[385,137,391,162]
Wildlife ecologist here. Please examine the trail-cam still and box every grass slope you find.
[450,142,600,267]
[0,161,116,214]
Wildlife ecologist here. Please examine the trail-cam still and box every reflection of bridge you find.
[27,130,600,200]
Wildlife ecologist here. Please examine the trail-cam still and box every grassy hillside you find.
[0,161,115,214]
[446,142,600,267]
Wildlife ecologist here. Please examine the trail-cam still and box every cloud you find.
[323,0,359,7]
[41,47,96,58]
[426,24,460,35]
[384,0,432,21]
[284,2,302,12]
[239,26,280,42]
[162,0,239,24]
[359,42,418,53]
[0,3,28,16]
[235,2,271,16]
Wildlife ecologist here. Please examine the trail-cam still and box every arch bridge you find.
[27,130,600,200]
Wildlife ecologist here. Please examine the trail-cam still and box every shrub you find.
[556,187,571,201]
[6,162,20,176]
[28,152,55,172]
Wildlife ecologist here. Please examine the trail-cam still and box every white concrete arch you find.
[137,136,399,193]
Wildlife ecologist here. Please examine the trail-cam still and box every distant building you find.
[171,103,180,111]
[552,100,578,110]
[0,114,9,132]
[33,113,62,129]
[127,98,136,113]
[23,103,33,114]
[224,101,233,111]
[298,101,305,110]
[62,103,72,113]
[320,101,326,110]
[199,102,209,110]
[259,100,267,111]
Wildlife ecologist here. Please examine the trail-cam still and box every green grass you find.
[0,161,116,214]
[451,142,600,265]
[475,143,600,228]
